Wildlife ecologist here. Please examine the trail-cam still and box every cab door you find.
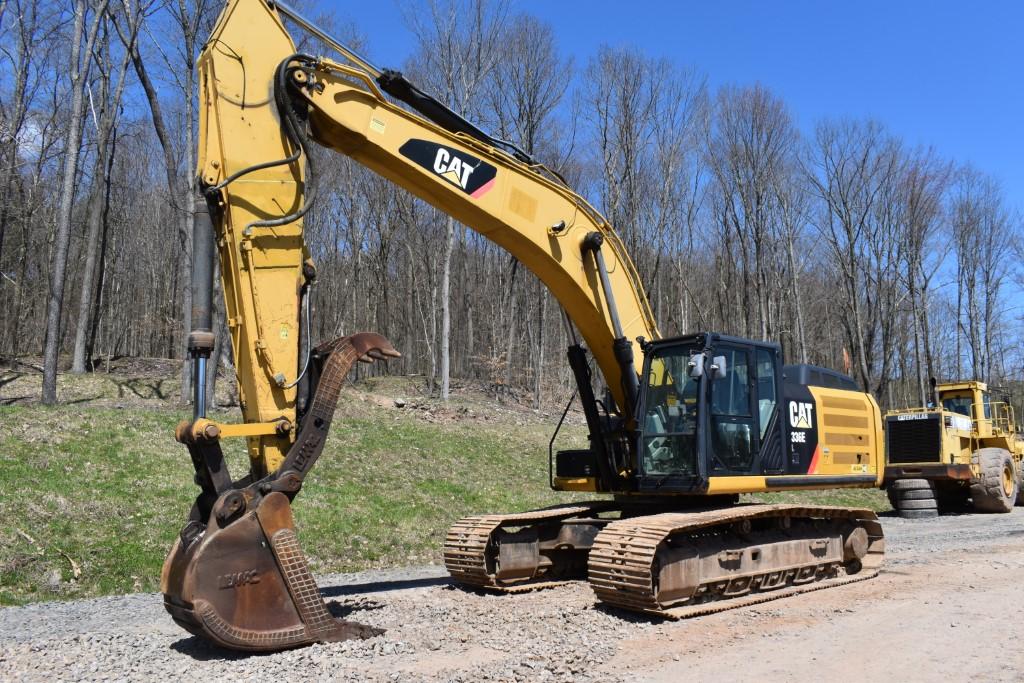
[707,344,782,476]
[707,345,758,474]
[754,347,784,474]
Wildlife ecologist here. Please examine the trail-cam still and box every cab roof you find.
[937,380,988,394]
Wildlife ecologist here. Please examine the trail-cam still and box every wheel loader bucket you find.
[162,491,380,650]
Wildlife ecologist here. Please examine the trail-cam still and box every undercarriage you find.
[445,502,884,618]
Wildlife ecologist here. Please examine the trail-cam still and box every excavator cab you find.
[636,334,782,490]
[556,331,881,497]
[555,333,787,494]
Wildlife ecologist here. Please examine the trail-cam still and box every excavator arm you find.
[163,0,658,651]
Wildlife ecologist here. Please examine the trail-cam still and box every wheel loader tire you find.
[899,489,938,501]
[1016,468,1024,507]
[970,448,1017,513]
[898,498,938,510]
[900,508,939,520]
[889,478,933,492]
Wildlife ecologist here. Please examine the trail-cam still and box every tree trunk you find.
[71,153,108,373]
[787,233,808,364]
[126,35,193,403]
[42,0,108,404]
[533,290,545,409]
[440,215,455,400]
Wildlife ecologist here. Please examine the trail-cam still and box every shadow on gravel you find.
[326,598,385,618]
[320,576,450,597]
[170,636,270,661]
[592,603,665,624]
[880,509,983,520]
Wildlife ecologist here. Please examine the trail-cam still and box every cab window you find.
[710,347,755,472]
[942,395,972,417]
[755,349,777,439]
[640,348,698,477]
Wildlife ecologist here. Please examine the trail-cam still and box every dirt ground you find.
[617,513,1024,682]
[2,509,1023,682]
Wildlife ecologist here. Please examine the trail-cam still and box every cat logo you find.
[789,401,814,429]
[433,148,475,189]
[399,139,497,198]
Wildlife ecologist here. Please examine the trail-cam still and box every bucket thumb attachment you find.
[162,332,399,651]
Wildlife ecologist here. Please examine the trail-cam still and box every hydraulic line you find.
[240,54,319,235]
[269,0,383,77]
[201,53,319,237]
[282,280,313,390]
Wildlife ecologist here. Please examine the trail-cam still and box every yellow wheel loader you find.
[885,380,1024,518]
[162,0,886,651]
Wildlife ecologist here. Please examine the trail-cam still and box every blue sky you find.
[319,0,1023,214]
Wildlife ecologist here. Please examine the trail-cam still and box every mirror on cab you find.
[710,355,727,380]
[688,353,705,378]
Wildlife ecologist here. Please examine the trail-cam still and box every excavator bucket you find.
[162,333,399,651]
[161,491,379,650]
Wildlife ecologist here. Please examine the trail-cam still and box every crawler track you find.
[588,503,884,618]
[444,502,611,591]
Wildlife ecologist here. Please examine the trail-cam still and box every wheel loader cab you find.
[939,385,992,419]
[636,334,782,492]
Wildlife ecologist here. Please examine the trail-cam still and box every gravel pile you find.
[2,510,1021,682]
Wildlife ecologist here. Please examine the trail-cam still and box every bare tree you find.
[772,159,810,363]
[41,0,109,404]
[706,84,797,340]
[581,46,661,257]
[71,0,145,373]
[951,166,1013,381]
[894,147,951,403]
[114,0,216,401]
[0,0,61,266]
[804,119,902,395]
[486,13,572,406]
[402,0,509,400]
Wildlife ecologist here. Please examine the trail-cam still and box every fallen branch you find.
[2,358,44,373]
[58,549,82,580]
[15,528,44,555]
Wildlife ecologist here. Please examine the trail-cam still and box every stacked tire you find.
[887,478,938,519]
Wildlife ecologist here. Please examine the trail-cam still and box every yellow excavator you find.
[162,0,886,651]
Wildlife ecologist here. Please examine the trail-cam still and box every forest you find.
[1,0,1021,412]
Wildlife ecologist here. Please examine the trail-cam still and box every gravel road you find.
[2,509,1023,682]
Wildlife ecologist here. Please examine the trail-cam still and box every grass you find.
[0,372,589,605]
[0,368,887,606]
[747,488,887,510]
